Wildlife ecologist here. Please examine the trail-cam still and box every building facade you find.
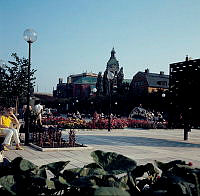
[169,56,200,127]
[130,68,169,95]
[53,72,97,99]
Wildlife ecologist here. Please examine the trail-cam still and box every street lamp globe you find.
[23,29,37,43]
[92,88,97,93]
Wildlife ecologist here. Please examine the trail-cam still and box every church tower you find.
[106,47,120,74]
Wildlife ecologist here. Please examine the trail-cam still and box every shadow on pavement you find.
[76,135,200,148]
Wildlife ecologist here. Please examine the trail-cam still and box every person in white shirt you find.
[34,100,43,126]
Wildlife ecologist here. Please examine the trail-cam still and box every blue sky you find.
[1,0,200,93]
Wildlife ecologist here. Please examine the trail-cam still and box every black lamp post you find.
[114,101,118,116]
[23,28,37,145]
[107,70,114,132]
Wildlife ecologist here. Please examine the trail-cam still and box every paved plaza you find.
[4,128,200,168]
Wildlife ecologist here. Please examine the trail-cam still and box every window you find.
[157,81,167,86]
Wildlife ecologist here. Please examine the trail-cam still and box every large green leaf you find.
[131,163,160,179]
[63,168,82,182]
[20,159,38,172]
[11,157,37,173]
[34,167,47,178]
[101,175,129,190]
[93,187,130,196]
[69,176,94,188]
[91,150,137,174]
[43,161,70,176]
[155,160,186,172]
[84,162,103,169]
[0,175,16,195]
[79,168,107,177]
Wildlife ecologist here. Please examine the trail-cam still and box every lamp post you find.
[23,28,37,145]
[115,101,118,116]
[183,106,192,140]
[107,70,114,132]
[90,101,94,114]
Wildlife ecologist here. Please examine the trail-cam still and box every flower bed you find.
[87,118,128,129]
[42,117,168,129]
[127,119,168,129]
[42,117,88,129]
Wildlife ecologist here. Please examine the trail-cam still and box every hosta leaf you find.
[84,162,103,169]
[103,175,129,190]
[11,157,37,172]
[44,161,70,176]
[35,167,47,178]
[91,150,137,174]
[58,176,70,185]
[0,175,16,195]
[70,176,94,187]
[46,179,56,189]
[20,159,37,172]
[131,163,160,178]
[155,160,186,172]
[93,187,130,196]
[79,168,107,177]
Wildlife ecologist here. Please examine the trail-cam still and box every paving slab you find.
[3,128,200,168]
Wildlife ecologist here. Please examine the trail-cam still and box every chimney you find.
[185,55,189,61]
[67,76,71,84]
[145,68,149,73]
[59,78,63,84]
[160,71,164,75]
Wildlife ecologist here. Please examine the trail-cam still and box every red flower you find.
[188,162,193,166]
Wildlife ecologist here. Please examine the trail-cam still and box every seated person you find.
[0,107,23,151]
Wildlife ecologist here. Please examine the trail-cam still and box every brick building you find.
[129,68,169,95]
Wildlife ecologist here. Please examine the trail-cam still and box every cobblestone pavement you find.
[4,129,200,168]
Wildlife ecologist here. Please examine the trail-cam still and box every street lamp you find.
[115,101,118,116]
[107,70,114,132]
[92,87,97,95]
[23,28,37,145]
[162,93,166,98]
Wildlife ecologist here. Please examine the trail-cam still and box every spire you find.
[111,47,116,57]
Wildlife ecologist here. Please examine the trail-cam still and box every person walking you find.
[0,107,23,151]
[34,100,43,126]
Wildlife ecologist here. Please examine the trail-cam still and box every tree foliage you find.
[96,72,103,96]
[0,53,36,107]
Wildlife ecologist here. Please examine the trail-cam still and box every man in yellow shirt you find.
[0,107,23,151]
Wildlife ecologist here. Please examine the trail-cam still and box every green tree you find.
[0,53,36,107]
[96,72,103,96]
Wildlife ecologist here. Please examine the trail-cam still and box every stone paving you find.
[4,128,200,168]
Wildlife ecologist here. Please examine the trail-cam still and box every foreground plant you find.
[0,150,199,195]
